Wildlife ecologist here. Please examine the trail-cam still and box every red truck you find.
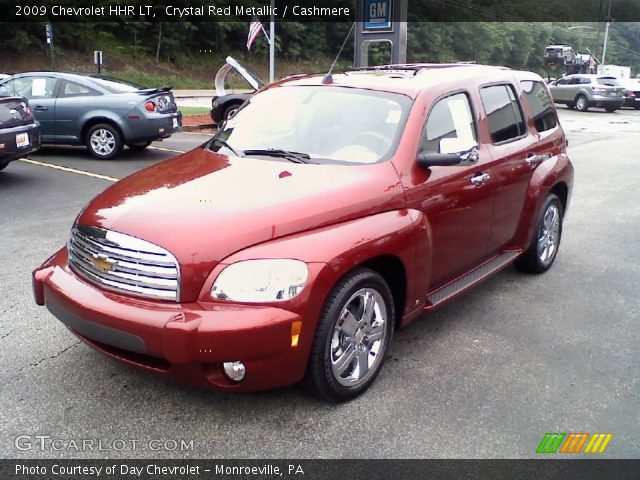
[33,64,573,401]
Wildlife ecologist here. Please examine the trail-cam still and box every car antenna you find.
[322,22,356,85]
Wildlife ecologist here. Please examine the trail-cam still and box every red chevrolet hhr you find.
[33,64,573,401]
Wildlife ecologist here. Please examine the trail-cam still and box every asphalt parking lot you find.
[1,107,638,459]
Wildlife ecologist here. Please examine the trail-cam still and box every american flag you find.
[247,17,264,51]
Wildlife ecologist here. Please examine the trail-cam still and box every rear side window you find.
[520,81,557,133]
[597,77,620,86]
[480,84,526,143]
[421,92,477,154]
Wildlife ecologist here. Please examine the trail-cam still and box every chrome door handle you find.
[33,106,48,111]
[470,172,490,186]
[525,153,550,167]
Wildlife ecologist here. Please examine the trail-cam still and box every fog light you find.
[222,361,246,382]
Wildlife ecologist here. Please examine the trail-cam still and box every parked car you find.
[0,72,182,159]
[34,64,573,401]
[210,56,264,124]
[621,79,640,110]
[548,74,625,112]
[544,45,575,66]
[0,95,41,171]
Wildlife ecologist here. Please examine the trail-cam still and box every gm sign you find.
[363,0,393,31]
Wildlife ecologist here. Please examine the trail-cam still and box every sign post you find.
[45,24,55,70]
[354,0,407,67]
[94,51,103,74]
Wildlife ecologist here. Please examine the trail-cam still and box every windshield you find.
[87,76,142,93]
[208,85,412,164]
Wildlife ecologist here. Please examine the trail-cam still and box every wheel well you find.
[360,255,407,329]
[81,118,123,144]
[550,182,568,213]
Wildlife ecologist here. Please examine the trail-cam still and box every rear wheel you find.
[86,123,123,160]
[127,141,152,151]
[575,95,589,112]
[515,194,563,274]
[305,268,394,401]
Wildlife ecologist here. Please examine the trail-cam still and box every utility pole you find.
[601,0,613,68]
[45,24,55,70]
[269,0,275,83]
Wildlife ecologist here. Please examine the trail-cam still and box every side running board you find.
[425,251,521,310]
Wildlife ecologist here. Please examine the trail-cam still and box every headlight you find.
[211,259,309,302]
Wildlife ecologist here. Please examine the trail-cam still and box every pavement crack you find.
[0,303,18,317]
[25,341,82,369]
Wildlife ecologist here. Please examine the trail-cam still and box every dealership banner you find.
[2,459,640,479]
[2,0,640,22]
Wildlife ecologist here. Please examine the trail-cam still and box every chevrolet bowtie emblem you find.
[91,254,117,273]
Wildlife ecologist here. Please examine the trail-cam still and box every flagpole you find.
[269,0,275,83]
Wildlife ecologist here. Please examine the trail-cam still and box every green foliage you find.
[0,21,639,79]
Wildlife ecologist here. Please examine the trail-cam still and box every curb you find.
[182,124,216,132]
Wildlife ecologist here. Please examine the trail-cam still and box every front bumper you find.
[33,248,310,392]
[0,122,41,162]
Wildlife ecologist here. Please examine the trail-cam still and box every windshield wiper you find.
[209,137,243,157]
[244,148,316,164]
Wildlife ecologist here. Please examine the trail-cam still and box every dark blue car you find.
[0,95,40,171]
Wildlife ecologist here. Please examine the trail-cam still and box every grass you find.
[106,70,211,89]
[179,106,211,116]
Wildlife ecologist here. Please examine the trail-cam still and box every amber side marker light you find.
[291,321,302,347]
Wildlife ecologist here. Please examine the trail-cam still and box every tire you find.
[575,95,589,112]
[0,160,9,171]
[127,141,152,151]
[515,194,564,274]
[305,268,395,401]
[222,103,241,122]
[604,106,618,113]
[86,123,123,160]
[634,105,640,111]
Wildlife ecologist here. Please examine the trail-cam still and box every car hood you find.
[76,147,405,301]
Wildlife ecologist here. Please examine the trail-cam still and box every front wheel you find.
[86,123,123,160]
[515,194,564,274]
[305,268,394,401]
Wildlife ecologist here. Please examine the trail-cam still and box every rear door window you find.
[480,84,526,143]
[520,81,557,133]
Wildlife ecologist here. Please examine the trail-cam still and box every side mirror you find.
[417,152,462,168]
[417,143,479,168]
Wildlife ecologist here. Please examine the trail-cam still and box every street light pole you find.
[269,0,275,83]
[601,0,613,69]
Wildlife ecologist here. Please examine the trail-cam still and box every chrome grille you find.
[68,225,180,301]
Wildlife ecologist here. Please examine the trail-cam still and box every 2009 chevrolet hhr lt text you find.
[33,64,573,401]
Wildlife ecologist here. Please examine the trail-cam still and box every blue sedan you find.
[0,72,182,159]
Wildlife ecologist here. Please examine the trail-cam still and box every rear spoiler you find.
[137,86,173,95]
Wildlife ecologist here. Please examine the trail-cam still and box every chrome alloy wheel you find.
[330,288,388,387]
[537,203,561,266]
[90,128,116,156]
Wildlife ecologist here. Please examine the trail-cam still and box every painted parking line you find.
[148,146,186,154]
[18,158,118,182]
